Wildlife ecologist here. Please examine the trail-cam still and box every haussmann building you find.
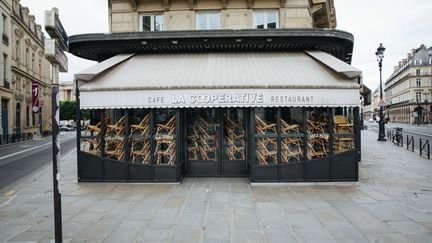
[69,0,362,183]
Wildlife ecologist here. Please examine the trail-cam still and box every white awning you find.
[305,50,361,79]
[77,51,361,109]
[75,53,135,81]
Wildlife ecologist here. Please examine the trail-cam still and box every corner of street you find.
[0,128,431,242]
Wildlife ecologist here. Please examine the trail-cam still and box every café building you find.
[70,28,361,183]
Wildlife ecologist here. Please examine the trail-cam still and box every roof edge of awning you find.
[305,50,361,79]
[79,85,360,92]
[74,53,135,81]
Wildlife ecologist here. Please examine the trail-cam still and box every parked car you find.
[368,118,374,123]
[59,125,74,131]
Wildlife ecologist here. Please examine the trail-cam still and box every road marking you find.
[0,142,52,160]
[4,189,15,197]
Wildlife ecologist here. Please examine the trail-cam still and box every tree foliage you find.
[59,101,90,120]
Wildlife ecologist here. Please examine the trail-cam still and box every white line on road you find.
[0,142,52,160]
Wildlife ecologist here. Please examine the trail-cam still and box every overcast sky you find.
[22,0,432,91]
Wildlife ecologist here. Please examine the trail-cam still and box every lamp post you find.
[376,43,386,141]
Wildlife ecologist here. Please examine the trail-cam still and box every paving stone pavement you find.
[1,130,432,242]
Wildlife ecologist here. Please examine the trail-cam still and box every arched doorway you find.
[15,103,21,135]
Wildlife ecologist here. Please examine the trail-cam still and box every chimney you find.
[394,66,399,71]
[420,44,426,49]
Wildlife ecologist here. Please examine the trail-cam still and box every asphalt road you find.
[0,132,77,189]
[366,122,432,155]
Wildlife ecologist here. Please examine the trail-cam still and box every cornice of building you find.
[11,66,51,87]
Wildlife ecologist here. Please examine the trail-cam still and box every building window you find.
[429,59,432,65]
[15,41,20,63]
[31,53,34,70]
[416,92,422,102]
[3,53,7,85]
[38,58,42,75]
[196,11,220,30]
[67,90,71,100]
[26,106,29,127]
[253,10,278,29]
[416,69,421,76]
[414,59,422,65]
[2,14,7,44]
[140,14,163,31]
[416,78,421,87]
[25,48,29,67]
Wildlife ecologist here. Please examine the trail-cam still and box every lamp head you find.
[376,43,385,61]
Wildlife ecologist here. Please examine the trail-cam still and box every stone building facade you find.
[59,81,74,102]
[0,0,13,142]
[0,0,53,141]
[385,44,432,124]
[109,0,336,32]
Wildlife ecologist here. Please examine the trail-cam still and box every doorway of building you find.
[1,99,8,143]
[185,108,248,177]
[15,103,21,135]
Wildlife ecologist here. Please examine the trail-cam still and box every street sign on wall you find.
[44,8,68,51]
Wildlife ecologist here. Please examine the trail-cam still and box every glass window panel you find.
[154,109,176,165]
[104,110,126,160]
[281,107,303,134]
[333,108,355,154]
[142,16,151,31]
[209,13,220,29]
[333,108,354,135]
[224,109,246,160]
[154,15,163,31]
[196,13,207,30]
[187,109,219,161]
[80,109,103,155]
[266,11,277,29]
[255,137,277,165]
[255,108,277,134]
[254,12,264,29]
[130,109,151,164]
[306,108,329,159]
[281,137,303,163]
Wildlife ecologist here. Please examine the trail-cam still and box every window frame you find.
[253,9,279,29]
[195,11,221,30]
[139,13,164,31]
[416,78,421,87]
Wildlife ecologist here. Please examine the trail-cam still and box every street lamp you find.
[376,43,386,141]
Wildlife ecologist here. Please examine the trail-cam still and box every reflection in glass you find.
[224,109,245,160]
[187,109,218,161]
[255,138,277,165]
[81,110,103,155]
[154,15,163,31]
[154,110,176,165]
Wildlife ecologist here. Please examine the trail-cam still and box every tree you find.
[59,101,90,121]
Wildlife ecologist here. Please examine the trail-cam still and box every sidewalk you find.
[0,130,431,243]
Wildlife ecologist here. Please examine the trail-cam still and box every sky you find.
[22,0,432,90]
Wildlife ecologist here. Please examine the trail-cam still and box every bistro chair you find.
[307,138,327,159]
[281,119,300,134]
[333,115,354,134]
[281,137,302,162]
[255,116,277,134]
[306,119,326,134]
[131,139,151,164]
[106,116,126,137]
[130,114,150,136]
[105,140,125,160]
